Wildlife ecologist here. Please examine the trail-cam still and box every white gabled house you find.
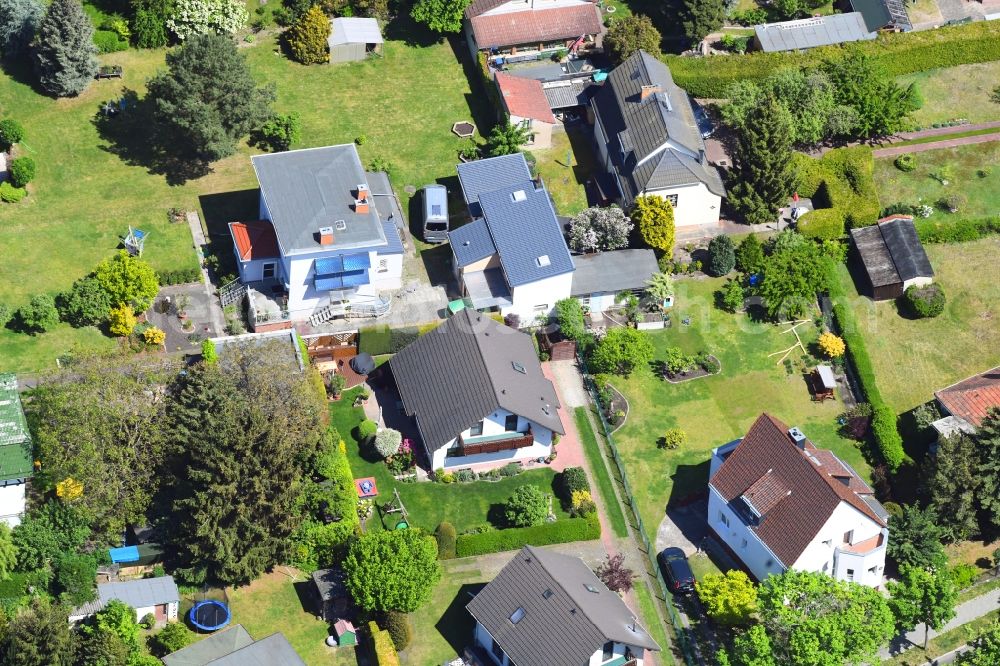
[592,50,726,232]
[0,374,32,528]
[226,145,406,331]
[708,414,889,588]
[388,309,564,470]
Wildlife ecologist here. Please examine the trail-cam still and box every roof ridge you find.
[464,310,508,409]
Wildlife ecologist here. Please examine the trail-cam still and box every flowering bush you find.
[167,0,248,40]
[818,332,845,358]
[386,438,415,474]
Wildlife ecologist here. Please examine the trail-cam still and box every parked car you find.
[657,547,696,594]
[421,184,449,243]
[692,101,714,139]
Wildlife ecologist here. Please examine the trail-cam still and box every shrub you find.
[143,326,166,346]
[434,522,456,560]
[132,9,168,48]
[498,462,521,478]
[0,304,11,327]
[8,156,35,188]
[0,119,25,148]
[940,192,967,213]
[200,339,218,363]
[166,0,248,40]
[157,267,202,285]
[18,294,59,333]
[149,621,190,656]
[455,515,601,557]
[374,428,402,458]
[503,485,548,528]
[894,153,917,172]
[57,275,112,327]
[555,298,586,342]
[915,216,1000,243]
[660,428,687,449]
[107,303,137,336]
[556,467,589,504]
[705,235,735,277]
[589,327,654,377]
[383,611,413,652]
[818,332,845,358]
[798,208,845,240]
[0,181,27,203]
[358,419,378,442]
[903,283,945,318]
[252,112,301,152]
[139,612,156,629]
[570,490,596,517]
[950,563,978,590]
[368,621,401,666]
[93,29,128,52]
[283,4,328,64]
[718,279,744,313]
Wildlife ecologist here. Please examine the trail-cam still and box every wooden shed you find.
[329,18,383,63]
[850,215,933,301]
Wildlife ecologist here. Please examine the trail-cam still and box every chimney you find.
[318,226,334,246]
[640,84,661,101]
[354,198,370,214]
[699,149,706,164]
[788,427,807,449]
[356,183,370,202]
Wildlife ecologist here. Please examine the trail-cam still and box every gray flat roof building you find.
[570,249,659,297]
[754,13,876,53]
[163,625,306,666]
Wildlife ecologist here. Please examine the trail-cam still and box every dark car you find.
[691,101,714,139]
[657,547,696,594]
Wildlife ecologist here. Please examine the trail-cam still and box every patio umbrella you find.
[350,353,376,376]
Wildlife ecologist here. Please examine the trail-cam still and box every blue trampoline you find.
[189,600,231,632]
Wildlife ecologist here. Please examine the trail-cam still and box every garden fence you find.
[577,353,698,666]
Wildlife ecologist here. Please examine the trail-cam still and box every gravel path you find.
[872,131,1000,157]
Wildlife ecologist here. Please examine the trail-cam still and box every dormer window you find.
[602,641,615,661]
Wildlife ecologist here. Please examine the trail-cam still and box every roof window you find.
[512,361,526,374]
[584,584,600,594]
[510,607,526,624]
[536,255,550,267]
[335,220,347,231]
[511,190,527,203]
[542,589,553,599]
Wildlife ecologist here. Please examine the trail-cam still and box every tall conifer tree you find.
[32,0,97,97]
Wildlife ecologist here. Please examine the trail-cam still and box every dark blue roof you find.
[449,219,497,267]
[315,270,368,290]
[478,182,574,287]
[380,222,405,256]
[456,154,533,217]
[316,253,371,275]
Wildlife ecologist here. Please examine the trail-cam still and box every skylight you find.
[542,589,553,599]
[584,584,600,594]
[335,219,347,231]
[512,361,526,374]
[536,255,550,267]
[510,607,526,624]
[511,190,527,203]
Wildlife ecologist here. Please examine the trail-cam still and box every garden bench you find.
[95,65,123,80]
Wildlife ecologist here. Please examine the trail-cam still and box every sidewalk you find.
[880,586,1000,659]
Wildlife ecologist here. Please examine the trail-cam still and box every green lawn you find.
[0,21,488,371]
[607,277,867,540]
[574,407,630,538]
[874,142,1000,216]
[838,238,1000,413]
[632,582,676,665]
[898,61,1000,127]
[330,387,570,534]
[532,127,596,216]
[403,560,486,664]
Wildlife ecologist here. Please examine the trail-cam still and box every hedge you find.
[455,515,600,557]
[793,148,879,232]
[664,21,1000,98]
[358,325,421,356]
[368,621,400,666]
[798,208,845,240]
[914,216,1000,243]
[93,30,128,53]
[157,267,201,285]
[434,522,456,560]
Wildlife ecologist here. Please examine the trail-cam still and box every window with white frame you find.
[262,262,276,279]
[664,194,678,207]
[377,258,388,273]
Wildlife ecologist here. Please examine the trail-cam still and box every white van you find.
[422,185,449,243]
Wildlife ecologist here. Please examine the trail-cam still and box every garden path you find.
[873,130,1000,157]
[880,586,1000,659]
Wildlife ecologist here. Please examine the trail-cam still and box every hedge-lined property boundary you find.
[914,216,1000,243]
[454,515,600,557]
[665,21,1000,98]
[826,264,905,470]
[794,147,880,236]
[368,621,401,666]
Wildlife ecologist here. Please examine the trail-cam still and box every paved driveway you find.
[655,499,709,556]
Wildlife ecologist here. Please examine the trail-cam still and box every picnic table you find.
[95,65,123,80]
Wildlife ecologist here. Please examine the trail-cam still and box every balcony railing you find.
[455,427,534,457]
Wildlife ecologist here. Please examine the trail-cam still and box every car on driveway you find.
[657,547,696,594]
[692,101,714,139]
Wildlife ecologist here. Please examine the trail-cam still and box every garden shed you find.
[311,568,349,621]
[850,215,933,301]
[328,17,383,63]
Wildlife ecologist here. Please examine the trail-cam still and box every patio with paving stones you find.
[145,284,219,353]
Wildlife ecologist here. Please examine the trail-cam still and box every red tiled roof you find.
[470,4,603,50]
[229,220,280,261]
[495,72,557,124]
[935,366,1000,428]
[710,414,885,567]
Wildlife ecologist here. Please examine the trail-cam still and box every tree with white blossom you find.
[568,206,632,253]
[166,0,247,40]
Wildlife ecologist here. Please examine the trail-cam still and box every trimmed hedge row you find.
[665,21,1000,98]
[914,216,1000,243]
[158,267,201,285]
[368,621,400,666]
[358,325,419,356]
[455,515,600,558]
[794,148,879,232]
[798,208,845,240]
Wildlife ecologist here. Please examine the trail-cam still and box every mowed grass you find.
[0,24,487,371]
[532,127,596,216]
[330,387,569,534]
[898,61,1000,127]
[402,559,485,665]
[228,570,358,666]
[574,407,629,538]
[874,142,1000,216]
[881,609,1000,666]
[608,278,867,540]
[839,238,1000,413]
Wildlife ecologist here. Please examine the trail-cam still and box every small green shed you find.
[333,618,357,646]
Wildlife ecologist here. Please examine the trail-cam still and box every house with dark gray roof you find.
[69,575,180,624]
[592,50,726,231]
[467,546,659,666]
[162,624,306,666]
[850,215,933,301]
[388,308,564,469]
[227,144,406,330]
[753,13,875,53]
[708,415,888,587]
[452,154,576,323]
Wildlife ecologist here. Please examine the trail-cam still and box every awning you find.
[109,546,140,563]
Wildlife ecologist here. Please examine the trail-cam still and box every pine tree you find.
[975,411,1000,532]
[1,598,75,665]
[728,94,796,225]
[680,0,725,45]
[32,0,98,97]
[284,5,329,65]
[924,433,980,542]
[0,0,44,56]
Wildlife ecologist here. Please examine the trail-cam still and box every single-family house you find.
[709,414,890,587]
[495,72,557,149]
[328,17,383,63]
[466,545,660,666]
[451,154,575,322]
[0,374,33,528]
[69,576,180,623]
[227,145,405,330]
[931,366,1000,438]
[752,13,876,52]
[844,0,911,32]
[592,50,726,229]
[850,214,933,301]
[388,308,565,469]
[162,624,306,666]
[571,249,660,314]
[465,0,604,65]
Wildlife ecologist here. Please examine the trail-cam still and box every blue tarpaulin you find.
[109,546,140,563]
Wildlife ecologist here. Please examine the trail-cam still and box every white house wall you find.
[430,408,554,470]
[586,643,646,666]
[0,483,26,528]
[480,0,591,17]
[283,248,403,321]
[236,256,282,284]
[707,484,787,582]
[643,183,721,228]
[369,253,403,291]
[578,291,619,313]
[505,272,574,323]
[792,502,885,587]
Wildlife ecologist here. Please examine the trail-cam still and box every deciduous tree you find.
[604,15,660,64]
[718,279,744,313]
[94,251,160,314]
[54,551,97,604]
[555,298,586,342]
[0,523,16,581]
[589,327,654,377]
[146,34,275,163]
[956,622,1000,666]
[17,293,59,333]
[889,565,958,650]
[503,486,548,527]
[11,500,90,572]
[680,0,724,45]
[632,195,675,254]
[696,570,757,625]
[410,0,470,33]
[284,5,328,64]
[344,529,442,613]
[595,553,634,594]
[567,206,632,252]
[728,94,796,225]
[165,0,247,39]
[758,242,828,319]
[32,0,97,97]
[823,49,915,139]
[1,598,75,666]
[0,0,43,56]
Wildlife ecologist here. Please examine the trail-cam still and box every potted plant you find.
[328,373,346,400]
[176,294,190,321]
